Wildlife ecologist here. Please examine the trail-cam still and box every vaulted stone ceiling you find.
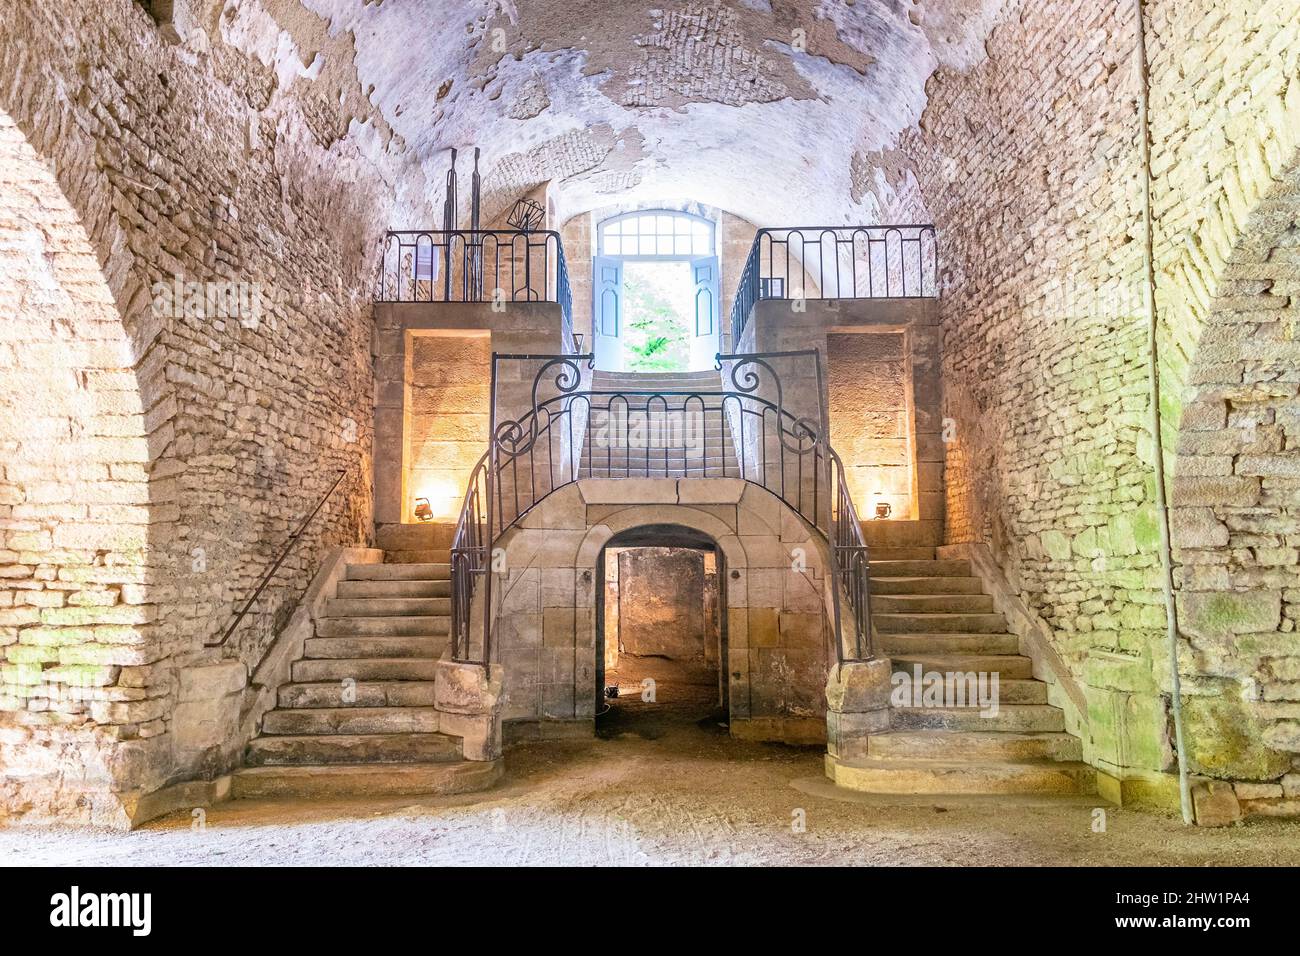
[222,0,1009,227]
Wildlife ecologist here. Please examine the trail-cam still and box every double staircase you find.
[830,546,1096,796]
[583,369,738,478]
[231,544,499,799]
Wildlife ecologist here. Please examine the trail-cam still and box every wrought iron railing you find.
[729,225,938,341]
[450,453,490,662]
[448,351,873,666]
[376,229,574,335]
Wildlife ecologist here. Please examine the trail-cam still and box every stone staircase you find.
[829,546,1096,796]
[230,550,499,799]
[584,369,738,478]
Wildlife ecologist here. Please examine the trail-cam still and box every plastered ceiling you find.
[215,0,1009,227]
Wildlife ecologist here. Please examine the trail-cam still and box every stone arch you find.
[493,480,834,742]
[0,107,166,825]
[580,504,747,570]
[1168,150,1300,785]
[593,522,731,723]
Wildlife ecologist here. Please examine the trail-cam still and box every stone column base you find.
[824,658,892,765]
[434,659,504,761]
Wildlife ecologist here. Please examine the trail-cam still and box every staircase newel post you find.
[813,350,848,667]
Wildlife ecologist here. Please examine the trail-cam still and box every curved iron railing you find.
[448,351,873,666]
[450,452,490,663]
[730,224,938,342]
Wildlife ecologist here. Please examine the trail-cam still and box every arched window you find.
[598,210,714,259]
[592,209,720,373]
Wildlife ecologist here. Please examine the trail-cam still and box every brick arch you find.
[0,107,166,826]
[1167,150,1300,784]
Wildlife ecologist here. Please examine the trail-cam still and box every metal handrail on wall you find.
[376,229,574,337]
[729,224,938,341]
[448,351,874,667]
[206,467,350,670]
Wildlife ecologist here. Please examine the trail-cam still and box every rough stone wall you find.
[895,0,1300,801]
[617,547,709,660]
[0,109,160,824]
[1146,0,1300,810]
[0,0,429,824]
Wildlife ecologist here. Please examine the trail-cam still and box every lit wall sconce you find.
[873,495,892,520]
[413,497,433,522]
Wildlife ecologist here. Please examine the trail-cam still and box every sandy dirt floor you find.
[4,714,1300,866]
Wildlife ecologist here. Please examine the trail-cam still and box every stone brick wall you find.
[406,335,492,522]
[0,108,161,823]
[828,332,912,520]
[615,547,713,661]
[0,0,432,823]
[892,0,1300,805]
[1148,0,1300,813]
[493,479,832,744]
[736,299,944,547]
[371,304,574,532]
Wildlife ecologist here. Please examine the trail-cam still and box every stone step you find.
[871,576,985,595]
[582,437,734,449]
[347,563,450,581]
[979,678,1048,704]
[877,632,1020,655]
[278,680,437,709]
[384,550,452,564]
[582,463,738,472]
[879,676,1047,705]
[336,580,450,599]
[580,451,734,462]
[891,704,1066,733]
[231,760,502,800]
[875,612,1007,634]
[324,597,451,617]
[376,524,455,549]
[583,440,734,451]
[316,616,450,637]
[869,547,937,561]
[291,657,441,682]
[889,653,1035,680]
[262,706,439,736]
[246,731,462,766]
[869,730,1081,762]
[869,559,972,577]
[582,470,741,479]
[874,593,995,614]
[303,635,443,660]
[828,756,1097,795]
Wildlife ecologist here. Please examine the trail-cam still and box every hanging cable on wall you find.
[1133,0,1194,826]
